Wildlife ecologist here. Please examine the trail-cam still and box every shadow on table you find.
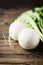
[27,41,43,53]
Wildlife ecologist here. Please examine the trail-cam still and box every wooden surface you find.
[0,8,43,65]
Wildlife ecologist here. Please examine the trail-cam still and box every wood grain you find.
[0,8,43,65]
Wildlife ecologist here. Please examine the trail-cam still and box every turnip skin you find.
[18,28,40,50]
[9,20,26,40]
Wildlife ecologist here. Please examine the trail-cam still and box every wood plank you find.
[0,53,43,59]
[0,64,25,65]
[0,58,43,63]
[0,63,43,65]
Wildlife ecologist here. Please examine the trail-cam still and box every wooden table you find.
[0,3,43,65]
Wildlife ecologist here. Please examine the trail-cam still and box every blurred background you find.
[0,0,43,9]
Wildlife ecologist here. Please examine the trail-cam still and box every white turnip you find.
[18,28,40,50]
[9,20,26,40]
